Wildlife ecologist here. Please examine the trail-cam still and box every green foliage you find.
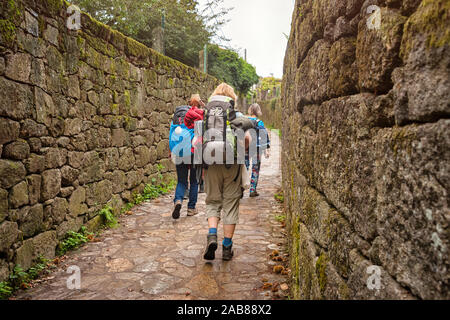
[275,214,286,223]
[57,227,92,255]
[0,256,50,300]
[270,98,278,111]
[99,205,118,228]
[257,77,282,96]
[0,282,13,300]
[68,0,231,68]
[316,252,328,296]
[122,166,176,214]
[133,178,176,206]
[274,191,284,203]
[207,44,259,95]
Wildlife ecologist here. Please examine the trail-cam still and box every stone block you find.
[20,204,43,238]
[5,52,32,83]
[41,169,61,201]
[9,181,29,209]
[0,221,18,252]
[26,175,41,205]
[0,118,20,145]
[356,8,406,93]
[0,159,27,189]
[0,78,34,120]
[68,187,87,217]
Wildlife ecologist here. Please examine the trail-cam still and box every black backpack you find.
[172,105,190,125]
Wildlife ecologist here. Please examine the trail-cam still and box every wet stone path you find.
[15,131,288,300]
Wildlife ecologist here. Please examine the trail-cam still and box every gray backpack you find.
[202,95,238,165]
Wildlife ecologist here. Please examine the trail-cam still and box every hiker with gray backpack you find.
[201,83,254,261]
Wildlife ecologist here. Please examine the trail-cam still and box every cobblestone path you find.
[15,131,288,300]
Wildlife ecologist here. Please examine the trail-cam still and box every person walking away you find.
[182,95,206,199]
[187,95,206,194]
[202,83,254,261]
[245,103,270,198]
[169,95,204,219]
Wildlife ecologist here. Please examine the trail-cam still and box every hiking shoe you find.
[249,191,259,198]
[203,234,218,260]
[222,244,234,261]
[187,208,198,216]
[172,201,182,219]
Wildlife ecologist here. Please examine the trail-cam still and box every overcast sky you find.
[198,0,295,79]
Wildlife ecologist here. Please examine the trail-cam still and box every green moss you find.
[109,58,116,74]
[0,19,16,47]
[7,0,22,22]
[290,216,301,299]
[123,90,131,109]
[38,15,46,36]
[126,37,149,58]
[83,33,119,58]
[401,0,450,59]
[338,281,350,300]
[42,0,63,16]
[113,90,119,103]
[390,125,417,157]
[110,103,119,113]
[301,187,317,225]
[315,252,328,297]
[0,0,23,48]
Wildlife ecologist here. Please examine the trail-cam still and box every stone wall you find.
[258,98,282,129]
[0,0,218,280]
[282,0,449,299]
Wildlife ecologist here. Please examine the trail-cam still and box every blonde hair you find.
[248,103,262,118]
[211,83,238,101]
[189,94,202,107]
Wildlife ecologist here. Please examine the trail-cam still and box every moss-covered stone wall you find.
[282,0,449,299]
[0,0,219,280]
[257,98,282,130]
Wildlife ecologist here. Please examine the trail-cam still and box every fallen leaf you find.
[262,283,272,290]
[280,283,289,291]
[273,265,284,274]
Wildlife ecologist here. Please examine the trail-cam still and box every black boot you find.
[172,201,182,219]
[203,234,218,261]
[222,244,234,261]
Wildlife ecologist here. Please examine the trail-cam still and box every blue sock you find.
[209,228,217,235]
[223,238,233,247]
